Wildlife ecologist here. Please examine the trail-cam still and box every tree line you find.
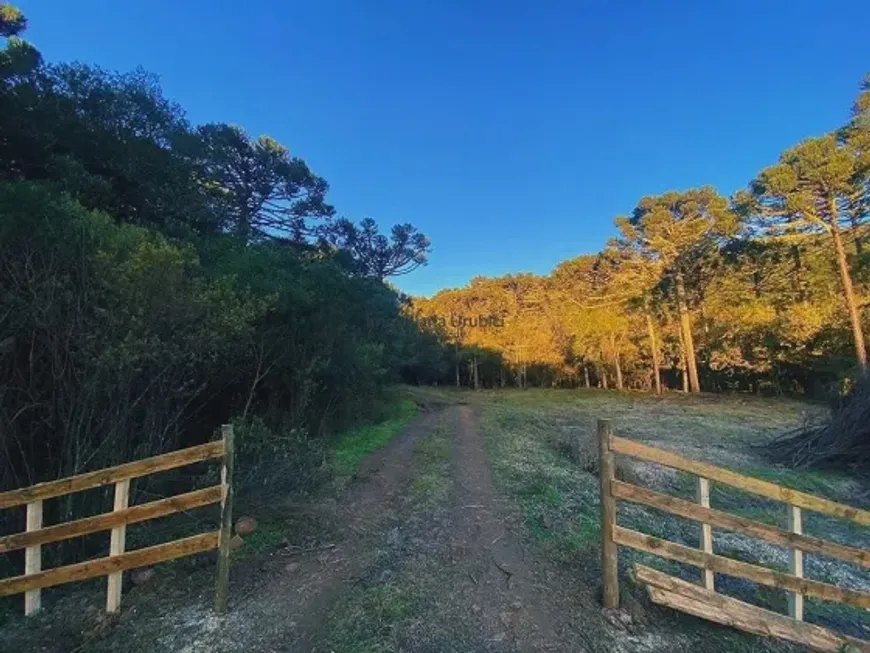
[0,2,433,512]
[410,78,870,396]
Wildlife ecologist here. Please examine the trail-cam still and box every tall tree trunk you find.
[499,366,506,388]
[614,351,624,391]
[472,353,480,390]
[674,270,701,392]
[601,368,609,390]
[583,365,590,388]
[791,245,808,301]
[829,204,868,370]
[677,327,689,392]
[850,212,864,259]
[644,308,662,394]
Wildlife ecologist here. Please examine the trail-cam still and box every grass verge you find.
[333,398,419,479]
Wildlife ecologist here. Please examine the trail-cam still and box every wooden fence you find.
[597,419,870,653]
[0,424,235,616]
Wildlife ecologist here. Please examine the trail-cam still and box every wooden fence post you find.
[598,419,619,609]
[106,478,131,613]
[24,500,43,615]
[215,424,235,614]
[787,505,804,621]
[696,477,715,590]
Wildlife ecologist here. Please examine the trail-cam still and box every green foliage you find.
[232,416,329,499]
[0,6,438,575]
[196,122,334,242]
[324,217,431,279]
[0,4,25,37]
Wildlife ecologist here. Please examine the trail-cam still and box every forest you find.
[410,85,870,399]
[1,0,869,504]
[0,6,435,502]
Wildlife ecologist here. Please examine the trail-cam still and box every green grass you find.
[411,423,452,507]
[319,411,454,652]
[739,464,858,500]
[235,517,290,555]
[473,389,861,651]
[333,398,419,479]
[322,581,416,653]
[478,400,604,564]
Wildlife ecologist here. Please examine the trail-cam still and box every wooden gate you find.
[597,419,870,652]
[0,424,235,616]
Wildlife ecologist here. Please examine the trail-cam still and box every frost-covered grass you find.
[474,389,870,648]
[479,399,604,565]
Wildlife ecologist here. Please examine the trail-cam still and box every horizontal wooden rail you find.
[0,532,219,597]
[611,479,869,569]
[635,565,870,653]
[610,436,870,526]
[0,441,225,509]
[613,526,870,610]
[0,486,223,553]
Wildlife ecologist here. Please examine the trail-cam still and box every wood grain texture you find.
[215,424,235,614]
[0,486,223,553]
[598,419,619,609]
[636,565,869,653]
[696,476,715,590]
[24,500,42,616]
[0,532,219,597]
[106,479,130,613]
[788,505,804,621]
[610,480,869,568]
[0,441,224,509]
[610,436,870,526]
[613,526,870,609]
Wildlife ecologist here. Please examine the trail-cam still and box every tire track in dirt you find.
[446,404,561,652]
[81,406,447,653]
[435,403,625,653]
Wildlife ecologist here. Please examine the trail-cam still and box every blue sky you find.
[23,1,870,296]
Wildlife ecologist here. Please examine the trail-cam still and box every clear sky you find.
[23,1,870,296]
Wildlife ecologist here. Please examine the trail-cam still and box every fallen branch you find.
[765,375,870,468]
[494,558,513,588]
[280,543,336,556]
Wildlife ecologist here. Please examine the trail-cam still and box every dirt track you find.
[7,403,605,652]
[2,396,828,652]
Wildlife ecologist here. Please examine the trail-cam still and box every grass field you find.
[460,387,870,648]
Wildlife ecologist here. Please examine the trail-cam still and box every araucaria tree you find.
[197,123,335,242]
[0,2,438,560]
[749,134,868,370]
[322,217,431,279]
[615,188,740,392]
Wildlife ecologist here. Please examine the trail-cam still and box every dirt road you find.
[3,398,797,653]
[23,403,600,652]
